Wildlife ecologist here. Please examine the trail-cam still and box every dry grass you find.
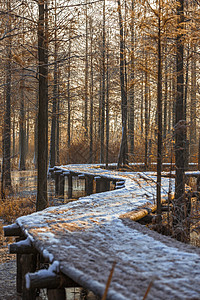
[0,196,36,224]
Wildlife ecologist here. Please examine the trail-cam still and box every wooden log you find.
[9,237,37,254]
[26,269,79,289]
[47,289,66,300]
[4,223,23,237]
[120,204,157,222]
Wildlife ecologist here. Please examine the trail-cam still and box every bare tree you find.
[36,0,48,211]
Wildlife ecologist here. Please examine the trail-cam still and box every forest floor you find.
[0,220,17,300]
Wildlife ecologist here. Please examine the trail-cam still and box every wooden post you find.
[59,174,65,197]
[85,176,93,195]
[16,238,23,297]
[55,173,60,196]
[22,254,37,300]
[68,174,73,199]
[47,289,66,300]
[95,177,110,193]
[105,179,110,191]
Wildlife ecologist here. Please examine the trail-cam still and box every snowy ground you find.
[9,165,200,299]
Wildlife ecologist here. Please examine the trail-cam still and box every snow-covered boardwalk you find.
[5,165,200,299]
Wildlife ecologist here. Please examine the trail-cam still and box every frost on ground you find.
[9,166,200,299]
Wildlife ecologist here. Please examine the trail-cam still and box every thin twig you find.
[101,262,116,300]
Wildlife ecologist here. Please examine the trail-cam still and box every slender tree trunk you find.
[168,72,172,134]
[173,0,186,242]
[26,103,29,156]
[89,18,93,164]
[157,0,162,217]
[19,70,26,171]
[1,0,12,198]
[56,76,60,165]
[49,0,57,169]
[67,30,71,161]
[84,0,88,137]
[19,23,26,171]
[100,0,106,163]
[144,52,149,170]
[36,0,48,211]
[141,72,144,135]
[190,46,197,159]
[98,69,102,143]
[129,0,135,155]
[163,43,167,139]
[106,33,109,167]
[117,0,128,167]
[12,110,15,157]
[172,58,176,128]
[34,111,38,169]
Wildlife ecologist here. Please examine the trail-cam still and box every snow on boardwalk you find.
[15,165,199,299]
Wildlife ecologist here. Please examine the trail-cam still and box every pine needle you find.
[101,261,116,300]
[143,279,154,300]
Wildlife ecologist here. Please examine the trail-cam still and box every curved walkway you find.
[7,165,200,299]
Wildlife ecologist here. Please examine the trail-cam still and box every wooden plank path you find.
[4,165,200,300]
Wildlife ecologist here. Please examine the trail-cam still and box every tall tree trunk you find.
[163,43,167,139]
[26,103,29,156]
[34,110,38,169]
[84,0,88,137]
[89,18,94,164]
[129,0,135,155]
[157,0,162,217]
[140,72,144,135]
[144,52,149,170]
[36,0,48,211]
[190,46,197,160]
[12,110,15,157]
[106,33,109,167]
[67,29,71,162]
[173,0,186,242]
[117,0,128,167]
[19,20,26,171]
[1,0,12,198]
[19,70,26,171]
[56,75,60,165]
[100,0,106,163]
[49,0,57,169]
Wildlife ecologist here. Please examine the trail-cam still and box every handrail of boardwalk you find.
[4,164,200,300]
